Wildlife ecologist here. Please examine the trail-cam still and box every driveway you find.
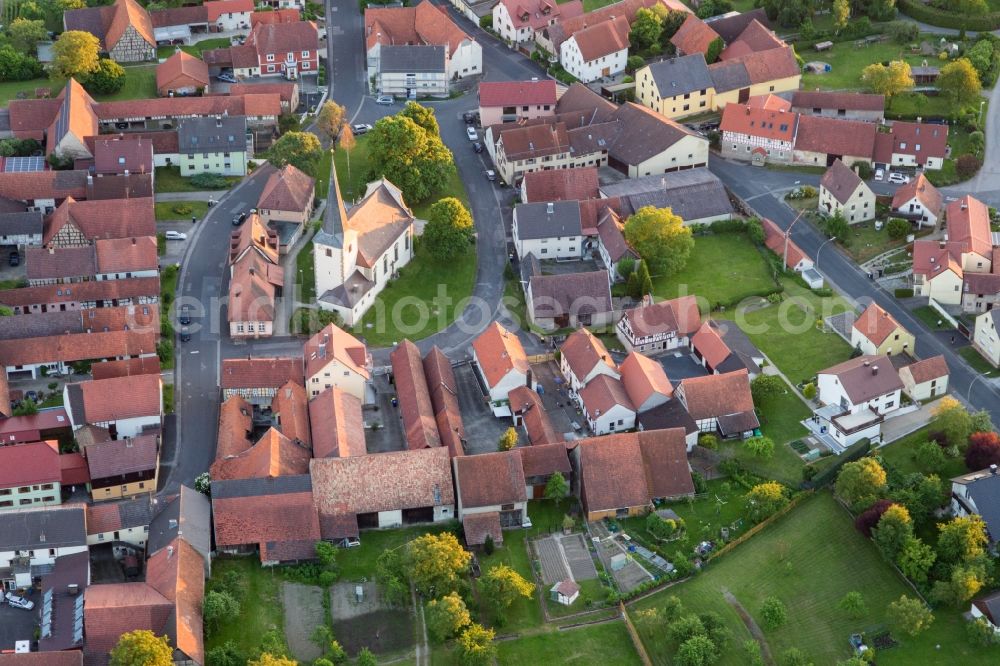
[0,601,36,651]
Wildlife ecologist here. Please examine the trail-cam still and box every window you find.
[17,486,29,493]
[267,54,275,62]
[267,64,275,73]
[237,323,245,333]
[40,484,53,491]
[258,322,266,332]
[301,50,309,58]
[302,61,310,69]
[915,143,921,151]
[325,248,332,257]
[19,499,31,505]
[900,142,907,149]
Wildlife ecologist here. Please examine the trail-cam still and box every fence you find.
[707,490,814,563]
[802,439,872,490]
[620,602,654,666]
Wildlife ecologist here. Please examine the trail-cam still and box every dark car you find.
[472,142,483,154]
[463,111,476,124]
[25,390,38,402]
[180,327,191,342]
[232,211,247,226]
[179,305,192,326]
[8,251,19,266]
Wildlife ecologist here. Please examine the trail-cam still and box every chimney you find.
[872,365,879,375]
[68,584,79,596]
[546,202,554,214]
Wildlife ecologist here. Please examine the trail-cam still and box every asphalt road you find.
[711,155,1000,424]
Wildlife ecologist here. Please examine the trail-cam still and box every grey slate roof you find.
[958,471,1000,543]
[315,162,348,249]
[380,45,446,73]
[0,505,87,551]
[646,54,714,97]
[148,485,211,563]
[211,474,312,499]
[514,200,582,240]
[708,60,751,93]
[0,210,42,236]
[177,115,247,153]
[601,168,733,223]
[637,399,698,435]
[530,269,612,318]
[704,8,771,42]
[0,310,83,341]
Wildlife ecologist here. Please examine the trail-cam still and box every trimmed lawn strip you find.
[496,621,642,665]
[631,491,1000,665]
[544,577,613,618]
[153,166,240,193]
[878,426,967,480]
[350,243,476,347]
[295,235,316,303]
[756,388,810,446]
[959,346,997,375]
[652,233,777,309]
[526,498,580,537]
[800,40,948,91]
[911,305,955,331]
[719,390,809,485]
[337,523,457,581]
[719,280,853,386]
[477,529,543,632]
[205,557,287,657]
[154,201,209,221]
[156,37,235,59]
[0,65,156,107]
[842,220,925,264]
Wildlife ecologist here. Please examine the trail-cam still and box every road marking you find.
[189,350,200,354]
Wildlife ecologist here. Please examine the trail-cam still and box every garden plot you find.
[329,581,415,657]
[281,582,325,663]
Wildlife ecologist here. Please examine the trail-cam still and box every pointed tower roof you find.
[315,154,348,249]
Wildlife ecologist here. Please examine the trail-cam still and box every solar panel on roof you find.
[3,156,46,172]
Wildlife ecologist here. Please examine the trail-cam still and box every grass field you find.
[153,166,240,192]
[295,235,317,303]
[496,621,642,665]
[842,219,924,264]
[800,40,941,91]
[154,201,209,221]
[477,529,543,631]
[0,65,157,107]
[631,491,1000,665]
[959,346,997,375]
[721,281,853,386]
[878,426,967,480]
[337,523,457,581]
[350,242,477,347]
[205,558,287,657]
[718,389,810,485]
[157,37,234,60]
[911,305,956,331]
[652,233,777,309]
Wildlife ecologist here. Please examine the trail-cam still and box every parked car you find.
[472,141,483,154]
[874,168,885,181]
[375,95,394,105]
[466,127,478,141]
[5,592,33,611]
[232,211,247,226]
[8,251,19,266]
[164,230,187,240]
[888,172,910,184]
[180,327,191,342]
[463,111,476,124]
[522,517,533,529]
[179,305,192,326]
[25,390,38,402]
[216,72,237,83]
[485,169,496,181]
[352,123,373,135]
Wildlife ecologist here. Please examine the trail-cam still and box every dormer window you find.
[267,54,275,62]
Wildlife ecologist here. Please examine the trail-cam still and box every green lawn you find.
[631,491,1000,665]
[841,219,927,264]
[959,345,997,375]
[718,389,810,486]
[205,558,287,657]
[295,232,317,303]
[496,621,642,665]
[0,65,157,107]
[350,243,477,347]
[719,281,853,386]
[315,149,333,199]
[911,305,955,331]
[756,387,811,446]
[878,426,967,479]
[337,523,457,581]
[544,577,613,618]
[652,233,777,309]
[477,529,543,632]
[154,166,240,193]
[161,264,179,303]
[526,498,580,537]
[157,37,235,59]
[162,384,175,413]
[800,40,942,91]
[154,201,209,221]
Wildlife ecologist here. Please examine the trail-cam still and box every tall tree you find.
[423,197,473,261]
[368,115,454,204]
[932,397,973,448]
[872,504,913,560]
[425,592,471,642]
[203,590,240,636]
[457,623,495,666]
[745,482,788,522]
[110,630,172,666]
[316,101,347,143]
[623,206,694,278]
[400,101,441,137]
[480,564,534,623]
[629,8,663,52]
[267,131,324,176]
[835,457,887,511]
[937,58,982,109]
[861,60,914,98]
[544,471,569,500]
[50,30,101,79]
[7,17,47,55]
[82,58,126,95]
[886,595,934,637]
[898,536,936,583]
[705,37,724,64]
[338,124,356,184]
[833,0,850,31]
[965,431,1000,470]
[937,514,989,565]
[405,532,471,597]
[635,260,653,298]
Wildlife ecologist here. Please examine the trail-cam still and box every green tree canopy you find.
[400,101,440,137]
[82,58,126,95]
[203,590,240,636]
[886,595,934,637]
[751,375,784,402]
[368,115,455,204]
[937,58,982,109]
[759,596,787,630]
[675,635,718,666]
[405,532,471,597]
[745,482,788,523]
[835,457,887,511]
[872,503,913,560]
[623,206,694,278]
[7,18,47,54]
[861,60,914,98]
[937,514,989,565]
[426,591,471,642]
[51,30,101,79]
[544,471,569,500]
[629,8,663,52]
[424,197,473,261]
[267,131,324,176]
[456,623,496,666]
[110,630,172,666]
[898,536,936,583]
[316,101,347,143]
[480,564,534,623]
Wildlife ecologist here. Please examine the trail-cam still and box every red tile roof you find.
[96,93,282,122]
[365,0,472,53]
[303,323,370,382]
[580,374,634,420]
[212,487,321,558]
[47,79,99,157]
[521,166,599,203]
[423,346,465,457]
[227,251,282,324]
[271,380,311,446]
[95,236,158,274]
[0,277,159,311]
[390,339,441,451]
[720,103,796,142]
[747,93,791,111]
[794,114,876,159]
[68,373,161,424]
[210,427,310,481]
[902,355,949,384]
[463,512,503,546]
[518,442,571,477]
[106,0,155,50]
[144,536,205,665]
[472,322,530,388]
[621,295,702,340]
[911,239,963,280]
[454,449,527,507]
[258,163,315,213]
[671,14,720,56]
[791,90,885,112]
[820,159,864,206]
[205,0,253,21]
[946,195,993,261]
[309,387,367,458]
[561,327,616,382]
[87,501,123,535]
[91,135,155,175]
[83,583,172,663]
[60,452,90,486]
[891,173,942,217]
[0,440,60,487]
[91,357,161,381]
[480,80,558,108]
[251,8,301,26]
[620,350,673,407]
[0,330,157,367]
[691,321,732,369]
[509,385,563,445]
[873,120,948,166]
[0,652,82,666]
[572,15,630,62]
[85,433,159,480]
[720,18,783,59]
[156,50,210,93]
[43,197,155,246]
[248,20,318,57]
[221,356,304,389]
[678,369,754,420]
[216,396,253,461]
[762,218,808,270]
[498,0,584,31]
[853,302,905,346]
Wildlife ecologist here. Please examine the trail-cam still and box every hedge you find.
[898,0,1000,31]
[801,439,872,490]
[895,288,915,298]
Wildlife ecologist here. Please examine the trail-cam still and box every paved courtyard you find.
[453,362,512,453]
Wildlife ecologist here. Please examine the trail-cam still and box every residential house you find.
[270,380,311,447]
[911,240,965,306]
[790,91,885,122]
[891,173,943,228]
[90,135,156,179]
[520,166,599,204]
[573,428,694,521]
[64,373,162,438]
[815,356,903,447]
[970,589,1000,634]
[851,302,915,356]
[310,447,455,539]
[85,497,154,547]
[519,443,572,499]
[912,195,994,306]
[63,0,156,63]
[0,276,159,315]
[42,196,155,248]
[0,408,72,446]
[216,396,253,464]
[256,163,316,251]
[91,356,161,381]
[619,350,672,412]
[559,14,630,82]
[147,484,212,573]
[560,327,619,394]
[236,21,319,79]
[365,1,482,92]
[220,357,305,405]
[595,209,638,280]
[471,321,533,416]
[525,263,614,330]
[819,159,875,224]
[899,355,949,401]
[512,200,582,260]
[314,174,416,326]
[792,114,877,168]
[0,653,83,666]
[94,236,159,281]
[309,387,367,458]
[227,214,282,338]
[950,466,1000,548]
[177,115,248,176]
[0,329,158,379]
[0,441,63,511]
[376,45,448,98]
[229,82,300,113]
[210,426,310,482]
[720,102,796,166]
[973,310,1000,367]
[873,121,948,171]
[206,0,253,31]
[690,320,759,377]
[616,295,702,355]
[636,54,715,120]
[44,80,99,161]
[579,374,636,434]
[390,339,443,451]
[0,211,42,250]
[156,50,209,97]
[675,369,759,438]
[303,323,371,401]
[761,218,813,273]
[211,475,320,564]
[84,433,160,501]
[423,346,466,457]
[491,0,584,46]
[0,505,88,591]
[670,14,720,57]
[636,398,699,450]
[509,385,563,446]
[479,80,559,127]
[453,450,528,531]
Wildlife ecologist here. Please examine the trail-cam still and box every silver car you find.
[5,592,34,611]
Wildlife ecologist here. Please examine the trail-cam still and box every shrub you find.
[956,154,983,180]
[895,288,915,298]
[172,204,193,216]
[854,499,895,538]
[855,161,873,180]
[886,218,911,239]
[190,173,231,189]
